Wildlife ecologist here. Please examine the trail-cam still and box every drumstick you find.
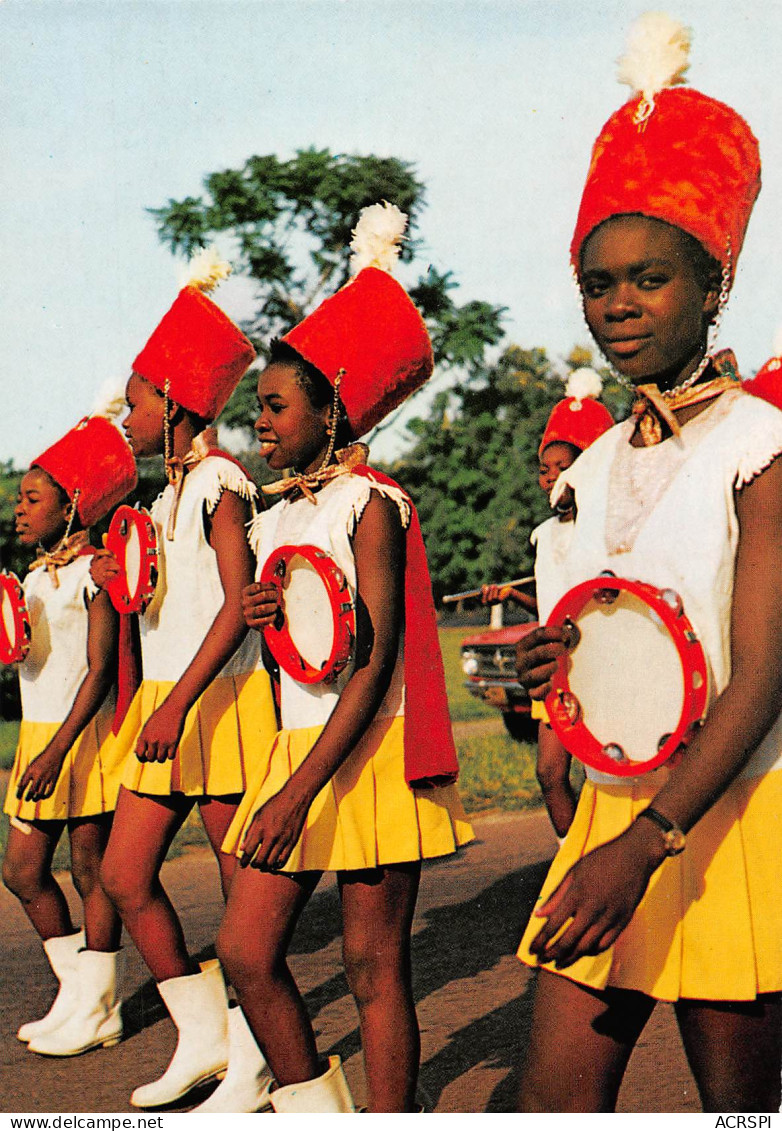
[442,576,536,604]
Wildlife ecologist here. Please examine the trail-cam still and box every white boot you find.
[190,1004,273,1113]
[271,1056,355,1113]
[130,959,229,1109]
[18,930,85,1043]
[27,948,123,1056]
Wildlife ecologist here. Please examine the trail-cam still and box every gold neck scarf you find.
[262,443,370,504]
[164,427,218,539]
[29,530,90,588]
[631,351,741,446]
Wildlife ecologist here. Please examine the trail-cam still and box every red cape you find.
[352,466,459,788]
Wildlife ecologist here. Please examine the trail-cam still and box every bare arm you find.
[239,492,405,869]
[17,587,119,803]
[528,455,782,966]
[135,489,255,762]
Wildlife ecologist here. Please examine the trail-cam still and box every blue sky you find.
[2,0,781,466]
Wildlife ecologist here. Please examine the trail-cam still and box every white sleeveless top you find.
[249,472,410,731]
[543,387,782,783]
[531,515,577,624]
[20,554,113,726]
[141,455,262,683]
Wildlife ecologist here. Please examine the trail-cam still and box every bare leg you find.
[68,815,122,952]
[339,863,421,1113]
[676,994,781,1112]
[198,794,242,900]
[2,820,74,939]
[518,970,656,1112]
[100,787,196,982]
[216,865,320,1084]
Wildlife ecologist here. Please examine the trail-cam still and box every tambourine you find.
[544,573,709,776]
[0,571,31,665]
[260,544,355,685]
[105,505,159,614]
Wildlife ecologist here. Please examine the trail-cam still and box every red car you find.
[460,620,540,741]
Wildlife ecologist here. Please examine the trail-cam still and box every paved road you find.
[0,810,700,1114]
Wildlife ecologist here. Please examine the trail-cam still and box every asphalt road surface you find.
[0,809,700,1114]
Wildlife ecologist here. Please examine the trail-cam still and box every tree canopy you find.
[150,148,506,436]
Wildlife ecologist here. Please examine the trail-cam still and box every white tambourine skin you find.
[261,544,355,686]
[545,576,709,777]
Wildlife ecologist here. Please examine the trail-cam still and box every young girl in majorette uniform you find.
[92,253,278,1109]
[516,14,782,1112]
[216,204,474,1113]
[3,403,136,1057]
[528,371,614,840]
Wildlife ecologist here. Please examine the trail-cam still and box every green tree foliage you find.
[149,149,506,439]
[387,348,632,602]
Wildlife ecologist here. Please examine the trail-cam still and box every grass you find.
[0,625,542,867]
[438,625,497,722]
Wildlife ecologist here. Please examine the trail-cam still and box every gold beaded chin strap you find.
[30,489,85,588]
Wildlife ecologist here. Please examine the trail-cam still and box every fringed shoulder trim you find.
[246,510,265,560]
[346,473,412,538]
[729,391,782,490]
[200,456,259,517]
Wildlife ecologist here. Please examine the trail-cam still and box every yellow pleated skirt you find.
[518,767,782,1002]
[222,715,474,872]
[4,714,125,822]
[117,670,278,797]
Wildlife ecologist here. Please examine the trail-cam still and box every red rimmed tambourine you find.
[0,571,31,665]
[105,505,159,614]
[260,544,355,685]
[544,573,709,776]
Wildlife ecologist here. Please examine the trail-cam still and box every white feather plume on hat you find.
[566,367,603,401]
[90,378,127,423]
[349,201,408,275]
[617,11,691,103]
[179,246,232,294]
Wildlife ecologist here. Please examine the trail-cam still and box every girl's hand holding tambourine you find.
[515,625,568,700]
[241,581,280,630]
[135,699,186,763]
[238,780,313,871]
[89,548,120,592]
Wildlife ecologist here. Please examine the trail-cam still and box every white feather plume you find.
[349,201,408,275]
[566,367,604,401]
[179,246,232,293]
[91,378,127,422]
[772,323,782,358]
[617,12,691,101]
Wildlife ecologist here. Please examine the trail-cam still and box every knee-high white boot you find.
[270,1056,355,1113]
[28,948,123,1056]
[17,930,86,1043]
[130,959,229,1109]
[190,1003,273,1113]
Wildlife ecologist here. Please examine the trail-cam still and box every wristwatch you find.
[637,807,686,856]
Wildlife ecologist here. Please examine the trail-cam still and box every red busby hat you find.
[33,386,137,528]
[539,369,614,457]
[132,250,256,421]
[282,203,434,438]
[743,327,782,410]
[571,13,761,281]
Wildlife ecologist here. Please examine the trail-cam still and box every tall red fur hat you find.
[571,14,761,280]
[282,203,434,438]
[33,385,138,528]
[132,249,256,421]
[539,368,614,457]
[742,327,782,411]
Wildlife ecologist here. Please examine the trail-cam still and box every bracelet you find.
[636,806,686,856]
